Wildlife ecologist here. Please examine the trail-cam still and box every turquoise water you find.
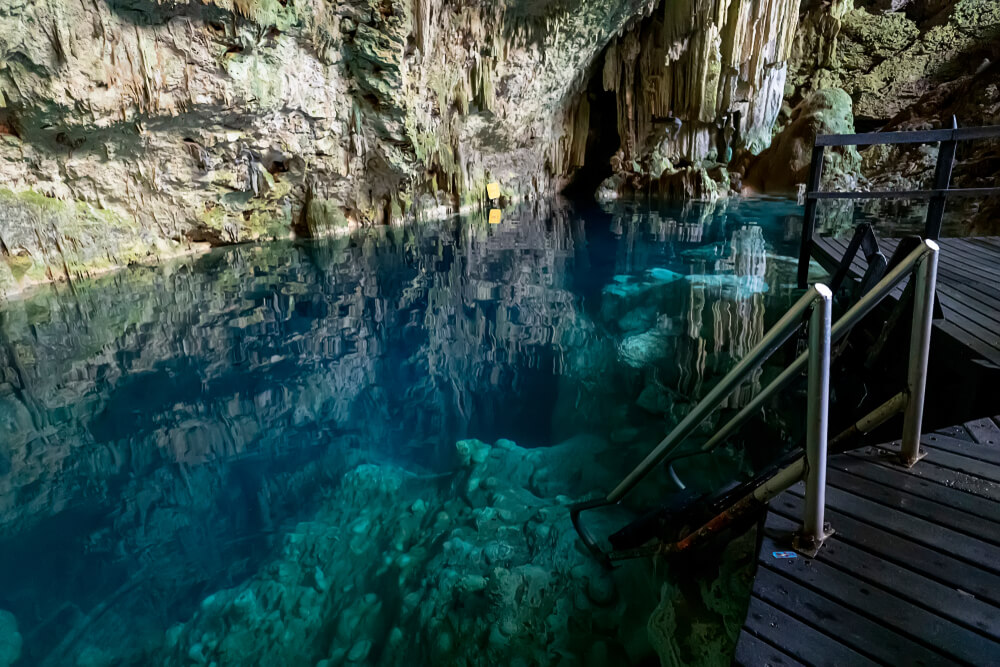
[0,198,810,666]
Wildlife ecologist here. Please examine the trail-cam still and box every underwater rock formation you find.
[66,436,749,667]
[140,437,657,666]
[0,610,21,667]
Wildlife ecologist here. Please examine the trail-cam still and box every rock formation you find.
[742,0,1000,229]
[0,0,659,295]
[2,0,996,295]
[0,610,21,667]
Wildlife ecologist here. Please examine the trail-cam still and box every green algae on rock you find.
[743,88,861,195]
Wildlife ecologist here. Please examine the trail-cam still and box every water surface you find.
[1,198,812,665]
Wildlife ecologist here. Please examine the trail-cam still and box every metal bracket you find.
[792,523,835,558]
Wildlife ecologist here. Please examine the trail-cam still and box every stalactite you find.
[568,95,590,169]
[598,0,801,166]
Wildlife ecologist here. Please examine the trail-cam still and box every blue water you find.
[0,198,809,665]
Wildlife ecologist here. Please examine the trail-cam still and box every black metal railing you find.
[796,117,1000,288]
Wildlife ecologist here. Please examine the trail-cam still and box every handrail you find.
[571,238,940,565]
[693,240,938,457]
[815,124,1000,147]
[606,285,830,503]
[807,187,999,200]
[796,117,999,287]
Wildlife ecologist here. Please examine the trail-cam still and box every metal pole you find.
[797,145,826,288]
[829,390,908,449]
[798,285,833,555]
[924,116,957,240]
[607,286,826,502]
[900,240,939,466]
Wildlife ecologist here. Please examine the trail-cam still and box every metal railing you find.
[796,118,1000,288]
[572,239,940,563]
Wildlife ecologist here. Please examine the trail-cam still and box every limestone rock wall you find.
[0,0,659,297]
[745,0,1000,230]
[601,0,800,164]
[583,0,802,203]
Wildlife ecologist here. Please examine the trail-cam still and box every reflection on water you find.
[0,198,807,665]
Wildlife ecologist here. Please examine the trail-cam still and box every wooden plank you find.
[757,533,1000,665]
[936,287,1000,335]
[766,513,1000,643]
[934,260,1000,297]
[969,237,1000,251]
[848,446,1000,503]
[772,491,1000,605]
[910,445,1000,484]
[743,594,878,667]
[939,240,1000,272]
[938,310,1000,361]
[789,483,1000,573]
[936,283,1000,324]
[930,263,1000,306]
[829,454,1000,523]
[934,320,1000,367]
[921,432,1000,464]
[825,467,1000,546]
[734,630,805,667]
[945,239,1000,267]
[752,566,948,666]
[933,423,975,441]
[963,418,1000,446]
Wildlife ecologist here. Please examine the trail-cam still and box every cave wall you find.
[3,0,997,297]
[0,0,661,296]
[743,0,1000,230]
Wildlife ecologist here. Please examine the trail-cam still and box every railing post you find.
[924,116,957,240]
[797,284,833,556]
[900,241,939,466]
[797,144,826,288]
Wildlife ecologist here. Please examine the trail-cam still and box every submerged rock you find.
[618,326,674,368]
[0,610,21,667]
[135,438,660,666]
[601,268,684,324]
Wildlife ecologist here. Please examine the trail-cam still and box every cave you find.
[3,0,1000,664]
[561,65,620,200]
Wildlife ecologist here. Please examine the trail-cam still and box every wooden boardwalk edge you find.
[735,416,1000,666]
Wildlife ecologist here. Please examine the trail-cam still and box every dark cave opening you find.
[562,72,620,200]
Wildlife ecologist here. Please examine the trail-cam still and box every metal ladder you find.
[572,239,940,565]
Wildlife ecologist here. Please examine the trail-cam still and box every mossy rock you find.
[841,9,918,60]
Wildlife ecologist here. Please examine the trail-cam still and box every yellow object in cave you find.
[489,209,501,224]
[486,182,501,200]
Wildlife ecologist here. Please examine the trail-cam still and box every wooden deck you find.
[812,235,1000,369]
[735,416,1000,666]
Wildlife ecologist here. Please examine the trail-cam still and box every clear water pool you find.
[0,197,814,666]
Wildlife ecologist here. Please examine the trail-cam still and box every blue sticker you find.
[772,551,798,559]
